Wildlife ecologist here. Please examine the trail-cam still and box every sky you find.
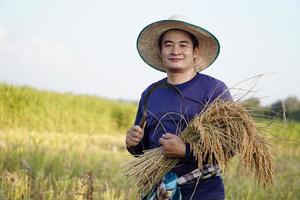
[0,0,299,106]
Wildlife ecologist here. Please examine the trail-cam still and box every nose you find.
[171,45,180,55]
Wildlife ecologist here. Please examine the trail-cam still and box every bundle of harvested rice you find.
[124,99,275,197]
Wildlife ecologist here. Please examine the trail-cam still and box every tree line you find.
[242,96,300,121]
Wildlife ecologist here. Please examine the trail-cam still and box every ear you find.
[193,47,200,59]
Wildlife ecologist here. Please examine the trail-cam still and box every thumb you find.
[162,133,174,139]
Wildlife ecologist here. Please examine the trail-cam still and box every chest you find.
[143,88,207,147]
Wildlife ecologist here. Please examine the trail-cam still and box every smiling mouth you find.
[169,58,182,62]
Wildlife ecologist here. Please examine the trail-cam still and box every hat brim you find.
[137,19,220,72]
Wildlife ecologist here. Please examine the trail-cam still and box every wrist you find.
[178,142,186,158]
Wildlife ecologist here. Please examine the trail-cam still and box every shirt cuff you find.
[184,143,192,161]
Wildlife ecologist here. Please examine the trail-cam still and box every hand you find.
[159,133,186,158]
[125,124,145,148]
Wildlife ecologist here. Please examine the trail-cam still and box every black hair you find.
[158,29,199,50]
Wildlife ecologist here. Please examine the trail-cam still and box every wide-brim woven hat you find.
[137,15,220,72]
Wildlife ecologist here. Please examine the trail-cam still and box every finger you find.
[126,141,139,148]
[159,138,165,145]
[130,140,139,145]
[162,133,174,139]
[160,146,166,154]
[126,136,140,145]
[127,135,142,143]
[131,125,143,134]
[128,128,143,137]
[129,131,143,139]
[161,146,171,158]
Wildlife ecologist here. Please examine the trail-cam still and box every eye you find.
[180,42,190,48]
[163,43,172,48]
[180,44,188,48]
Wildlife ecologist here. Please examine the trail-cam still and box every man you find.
[125,15,232,200]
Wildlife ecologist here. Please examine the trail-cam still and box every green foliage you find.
[111,103,136,130]
[269,97,300,121]
[0,83,137,133]
[242,97,261,110]
[242,96,300,121]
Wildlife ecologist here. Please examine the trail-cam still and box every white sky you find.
[0,0,299,105]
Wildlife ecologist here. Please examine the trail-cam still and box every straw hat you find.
[137,15,220,72]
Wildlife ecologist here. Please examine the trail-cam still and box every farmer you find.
[125,15,232,200]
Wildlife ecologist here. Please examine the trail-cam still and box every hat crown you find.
[167,15,191,23]
[137,15,220,73]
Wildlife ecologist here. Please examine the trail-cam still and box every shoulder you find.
[194,73,232,101]
[141,77,167,97]
[196,73,227,88]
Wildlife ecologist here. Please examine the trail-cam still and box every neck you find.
[166,70,197,85]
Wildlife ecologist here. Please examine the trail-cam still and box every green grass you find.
[0,83,136,134]
[0,130,138,200]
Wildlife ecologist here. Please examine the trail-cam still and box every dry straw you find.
[124,98,275,197]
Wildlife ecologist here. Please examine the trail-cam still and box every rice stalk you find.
[124,99,275,197]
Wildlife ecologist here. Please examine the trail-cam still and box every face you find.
[160,30,199,73]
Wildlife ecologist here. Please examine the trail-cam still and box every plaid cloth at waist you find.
[145,164,221,200]
[177,164,221,185]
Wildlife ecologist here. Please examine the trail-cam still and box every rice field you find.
[0,130,137,200]
[0,84,299,199]
[0,122,300,200]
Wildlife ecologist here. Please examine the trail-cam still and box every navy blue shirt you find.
[129,73,232,200]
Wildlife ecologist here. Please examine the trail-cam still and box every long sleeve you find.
[183,143,197,163]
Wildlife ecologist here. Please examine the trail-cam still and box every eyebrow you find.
[163,40,190,44]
